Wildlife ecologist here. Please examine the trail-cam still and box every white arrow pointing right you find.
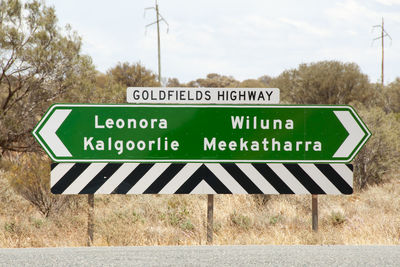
[38,109,72,157]
[333,110,365,158]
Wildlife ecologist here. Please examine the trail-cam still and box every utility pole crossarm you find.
[144,7,156,14]
[145,21,158,28]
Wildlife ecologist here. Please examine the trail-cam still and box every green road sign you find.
[32,104,371,163]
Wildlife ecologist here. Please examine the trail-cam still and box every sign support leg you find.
[312,194,318,232]
[207,194,214,245]
[87,194,94,246]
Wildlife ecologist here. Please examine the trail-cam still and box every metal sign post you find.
[312,194,318,232]
[207,194,214,244]
[87,194,94,246]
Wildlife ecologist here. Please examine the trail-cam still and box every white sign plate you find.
[126,87,280,104]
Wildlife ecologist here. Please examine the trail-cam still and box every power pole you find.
[145,0,169,84]
[372,17,392,88]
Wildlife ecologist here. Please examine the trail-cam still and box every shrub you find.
[4,221,17,233]
[329,211,346,226]
[7,153,70,217]
[252,194,272,207]
[180,219,195,231]
[230,212,252,230]
[352,104,400,189]
[164,206,194,231]
[269,215,283,225]
[382,78,400,113]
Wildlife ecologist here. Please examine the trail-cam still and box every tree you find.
[63,71,122,103]
[166,77,183,87]
[108,62,160,87]
[239,79,265,88]
[0,0,95,153]
[258,75,273,87]
[191,73,239,88]
[85,62,160,104]
[382,78,400,113]
[271,61,375,105]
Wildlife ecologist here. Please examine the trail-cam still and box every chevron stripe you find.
[159,163,202,193]
[175,165,231,194]
[50,163,353,195]
[96,163,139,194]
[236,164,279,194]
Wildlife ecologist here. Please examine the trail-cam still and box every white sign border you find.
[33,104,371,164]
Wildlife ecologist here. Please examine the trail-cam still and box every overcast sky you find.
[46,0,400,84]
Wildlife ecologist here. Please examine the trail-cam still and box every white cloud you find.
[326,0,400,23]
[375,0,400,5]
[279,17,332,37]
[326,0,379,22]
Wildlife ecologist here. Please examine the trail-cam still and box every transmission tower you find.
[144,0,169,84]
[372,17,392,88]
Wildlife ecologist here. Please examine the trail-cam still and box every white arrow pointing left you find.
[38,109,72,157]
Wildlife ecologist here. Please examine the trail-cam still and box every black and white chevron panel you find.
[50,163,353,195]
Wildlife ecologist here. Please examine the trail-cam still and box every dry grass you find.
[0,169,399,247]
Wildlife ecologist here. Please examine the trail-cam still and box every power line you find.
[372,17,392,88]
[144,0,169,84]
